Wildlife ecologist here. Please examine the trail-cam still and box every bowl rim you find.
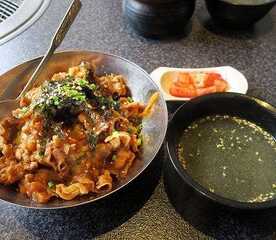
[166,92,276,210]
[213,0,276,6]
[0,50,168,209]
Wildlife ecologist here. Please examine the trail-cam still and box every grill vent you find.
[0,0,51,45]
[0,0,19,23]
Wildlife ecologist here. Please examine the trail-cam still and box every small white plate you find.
[150,66,248,101]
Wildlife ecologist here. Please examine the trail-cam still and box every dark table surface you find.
[0,0,276,239]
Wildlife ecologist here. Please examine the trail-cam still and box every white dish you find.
[150,66,248,101]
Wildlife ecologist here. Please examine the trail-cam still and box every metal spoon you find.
[0,0,81,116]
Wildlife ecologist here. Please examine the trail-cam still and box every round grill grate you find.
[0,0,51,45]
[0,0,19,23]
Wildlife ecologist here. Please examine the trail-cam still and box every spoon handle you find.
[17,0,81,99]
[51,0,81,50]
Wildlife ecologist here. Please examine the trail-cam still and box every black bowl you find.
[164,92,276,212]
[205,0,276,28]
[123,0,196,38]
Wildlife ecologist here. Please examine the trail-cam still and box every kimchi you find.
[169,72,229,98]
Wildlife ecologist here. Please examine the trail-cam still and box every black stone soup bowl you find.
[123,0,196,38]
[164,93,276,211]
[205,0,276,28]
[0,51,168,209]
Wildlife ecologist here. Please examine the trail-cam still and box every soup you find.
[178,115,276,203]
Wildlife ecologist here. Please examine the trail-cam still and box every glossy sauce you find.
[178,115,276,202]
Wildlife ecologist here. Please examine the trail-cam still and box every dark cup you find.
[205,0,276,28]
[123,0,196,38]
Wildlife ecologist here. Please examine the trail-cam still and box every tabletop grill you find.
[0,0,50,45]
